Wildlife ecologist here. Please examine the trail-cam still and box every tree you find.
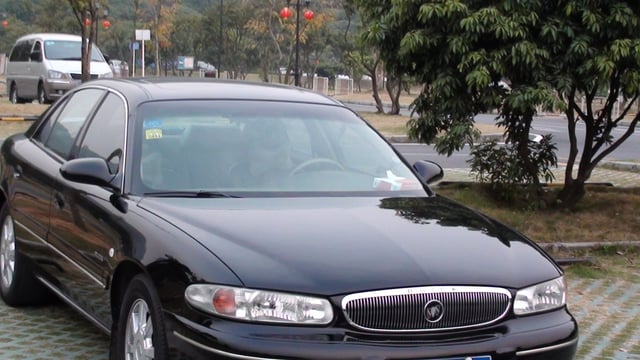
[146,0,180,76]
[68,0,108,82]
[343,0,385,113]
[356,0,640,208]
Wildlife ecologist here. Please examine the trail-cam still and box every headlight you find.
[185,284,333,325]
[48,70,68,80]
[514,276,566,315]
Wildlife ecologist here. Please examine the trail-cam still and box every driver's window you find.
[78,93,126,174]
[31,41,43,62]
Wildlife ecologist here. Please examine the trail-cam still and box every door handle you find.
[13,165,23,178]
[54,192,65,209]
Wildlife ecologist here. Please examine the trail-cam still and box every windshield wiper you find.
[144,191,241,198]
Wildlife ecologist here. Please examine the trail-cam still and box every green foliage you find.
[468,135,558,205]
[357,0,640,208]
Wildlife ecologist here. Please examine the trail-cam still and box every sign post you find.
[130,41,139,76]
[135,29,151,77]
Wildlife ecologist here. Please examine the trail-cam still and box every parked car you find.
[0,78,578,359]
[109,59,129,78]
[5,33,113,104]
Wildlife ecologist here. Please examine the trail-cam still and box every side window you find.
[33,97,69,143]
[9,41,32,62]
[78,93,126,174]
[31,41,43,62]
[44,89,105,159]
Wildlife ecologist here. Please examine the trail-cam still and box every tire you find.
[9,84,19,104]
[0,203,48,306]
[37,83,49,104]
[110,274,169,360]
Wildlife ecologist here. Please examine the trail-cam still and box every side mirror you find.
[413,160,444,184]
[60,157,119,190]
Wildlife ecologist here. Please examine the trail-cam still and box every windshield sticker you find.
[373,170,422,191]
[145,128,163,140]
[144,119,163,129]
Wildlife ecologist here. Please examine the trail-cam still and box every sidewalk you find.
[439,163,640,188]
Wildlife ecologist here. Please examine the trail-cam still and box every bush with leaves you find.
[469,135,557,205]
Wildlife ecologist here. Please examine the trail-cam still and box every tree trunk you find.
[370,73,384,113]
[385,76,402,115]
[557,177,586,209]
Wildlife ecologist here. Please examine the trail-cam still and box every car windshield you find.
[133,100,426,196]
[44,40,104,62]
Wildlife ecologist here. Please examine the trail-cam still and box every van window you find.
[9,40,33,62]
[44,40,104,62]
[31,41,43,62]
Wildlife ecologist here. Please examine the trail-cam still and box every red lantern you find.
[102,20,111,29]
[1,20,7,28]
[84,18,91,27]
[303,9,315,20]
[280,7,292,19]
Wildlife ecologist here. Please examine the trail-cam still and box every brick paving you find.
[1,270,638,359]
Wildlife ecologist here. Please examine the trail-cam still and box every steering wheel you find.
[290,158,345,175]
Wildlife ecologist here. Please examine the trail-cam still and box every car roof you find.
[80,78,345,106]
[15,33,82,42]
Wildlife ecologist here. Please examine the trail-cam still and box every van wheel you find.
[37,83,49,104]
[9,84,25,104]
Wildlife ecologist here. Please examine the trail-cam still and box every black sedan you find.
[0,78,577,359]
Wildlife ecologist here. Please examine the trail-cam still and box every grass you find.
[435,183,640,244]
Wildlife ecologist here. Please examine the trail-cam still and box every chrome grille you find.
[70,73,99,80]
[342,286,511,332]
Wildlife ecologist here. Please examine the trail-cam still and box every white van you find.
[6,33,113,104]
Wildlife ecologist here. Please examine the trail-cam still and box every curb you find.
[540,240,640,252]
[0,115,38,121]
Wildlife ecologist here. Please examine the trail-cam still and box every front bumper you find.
[164,308,578,360]
[43,79,80,100]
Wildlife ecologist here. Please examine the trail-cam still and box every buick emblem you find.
[423,300,444,323]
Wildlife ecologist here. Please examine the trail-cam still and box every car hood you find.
[138,196,561,295]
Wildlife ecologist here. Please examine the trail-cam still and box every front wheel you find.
[111,274,169,360]
[37,83,49,104]
[0,203,48,306]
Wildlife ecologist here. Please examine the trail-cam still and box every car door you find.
[7,97,70,268]
[25,40,44,99]
[47,91,127,325]
[20,88,102,290]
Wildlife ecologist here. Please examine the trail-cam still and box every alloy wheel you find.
[125,298,155,360]
[0,215,15,289]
